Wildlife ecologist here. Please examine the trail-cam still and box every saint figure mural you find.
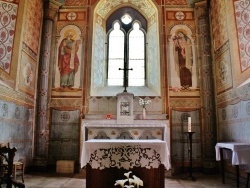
[58,29,80,91]
[173,30,193,90]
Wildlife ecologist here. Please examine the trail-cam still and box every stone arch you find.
[90,0,162,96]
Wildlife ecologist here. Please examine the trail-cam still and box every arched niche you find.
[90,0,161,96]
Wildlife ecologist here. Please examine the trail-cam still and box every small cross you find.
[67,12,77,21]
[119,64,133,92]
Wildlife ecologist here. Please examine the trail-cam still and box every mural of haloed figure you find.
[54,25,82,93]
[169,27,197,92]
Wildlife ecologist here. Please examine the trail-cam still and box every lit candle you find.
[188,117,191,132]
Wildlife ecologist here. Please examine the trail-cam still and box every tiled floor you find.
[22,169,241,188]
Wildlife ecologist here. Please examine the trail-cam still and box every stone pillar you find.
[34,0,61,170]
[194,1,217,173]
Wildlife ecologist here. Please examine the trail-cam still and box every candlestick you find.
[188,117,191,132]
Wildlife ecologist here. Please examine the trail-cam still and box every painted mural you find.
[49,109,80,163]
[234,0,250,72]
[18,52,36,96]
[0,99,33,165]
[172,30,193,90]
[218,100,250,143]
[210,0,228,52]
[171,109,201,169]
[23,0,42,56]
[65,0,86,6]
[0,1,18,74]
[54,25,82,93]
[215,47,233,94]
[166,0,187,5]
[169,25,197,92]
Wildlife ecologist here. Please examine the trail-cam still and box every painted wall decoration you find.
[65,0,86,6]
[169,25,197,92]
[95,0,156,19]
[53,25,82,94]
[49,109,80,163]
[171,109,201,169]
[0,1,18,74]
[210,0,228,52]
[234,0,250,72]
[166,0,187,5]
[23,0,42,55]
[0,99,33,165]
[218,100,250,143]
[215,46,233,94]
[18,52,36,96]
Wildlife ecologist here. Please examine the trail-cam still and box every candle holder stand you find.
[183,131,196,181]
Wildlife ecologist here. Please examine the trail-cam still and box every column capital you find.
[43,0,62,20]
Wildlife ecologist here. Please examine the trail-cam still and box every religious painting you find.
[52,25,82,97]
[168,25,198,94]
[18,52,36,96]
[215,48,233,94]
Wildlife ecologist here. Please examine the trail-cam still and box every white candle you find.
[188,117,191,132]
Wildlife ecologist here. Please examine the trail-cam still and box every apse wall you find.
[210,0,250,143]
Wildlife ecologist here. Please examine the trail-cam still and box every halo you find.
[64,29,77,39]
[176,29,187,36]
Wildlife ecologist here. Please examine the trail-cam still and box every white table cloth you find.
[215,142,250,165]
[81,139,170,170]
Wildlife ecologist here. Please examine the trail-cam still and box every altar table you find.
[215,142,250,188]
[82,139,170,170]
[80,120,170,188]
[81,139,170,188]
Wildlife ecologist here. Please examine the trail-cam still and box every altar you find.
[80,120,170,188]
[80,92,170,188]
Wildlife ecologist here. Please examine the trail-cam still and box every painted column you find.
[34,0,61,169]
[194,1,217,173]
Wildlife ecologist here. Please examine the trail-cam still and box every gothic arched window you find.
[106,8,147,87]
[91,4,161,96]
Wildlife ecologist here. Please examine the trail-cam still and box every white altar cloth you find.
[215,142,250,165]
[82,122,168,141]
[81,139,170,170]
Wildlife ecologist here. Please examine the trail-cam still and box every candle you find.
[188,117,191,132]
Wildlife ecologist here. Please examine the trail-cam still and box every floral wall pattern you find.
[234,0,250,72]
[0,1,18,74]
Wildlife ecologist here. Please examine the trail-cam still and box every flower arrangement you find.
[114,171,144,188]
[138,98,151,109]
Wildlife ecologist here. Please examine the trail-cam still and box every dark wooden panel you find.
[86,164,164,188]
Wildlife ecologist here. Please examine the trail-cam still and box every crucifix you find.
[119,60,133,92]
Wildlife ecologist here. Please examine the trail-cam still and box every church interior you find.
[1,0,250,187]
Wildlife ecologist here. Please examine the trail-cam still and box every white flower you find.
[139,98,151,108]
[124,171,132,179]
[132,175,143,188]
[114,179,128,188]
[115,171,143,188]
